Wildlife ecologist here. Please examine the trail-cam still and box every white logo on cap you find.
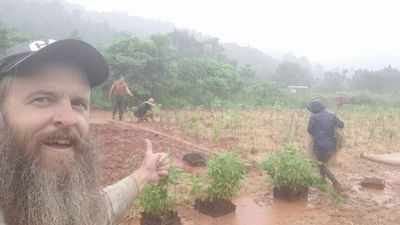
[29,39,57,51]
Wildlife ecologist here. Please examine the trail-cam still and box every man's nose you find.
[53,101,78,127]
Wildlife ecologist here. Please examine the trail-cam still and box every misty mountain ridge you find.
[1,0,397,73]
[0,0,288,78]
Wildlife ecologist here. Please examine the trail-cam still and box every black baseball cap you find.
[0,39,109,87]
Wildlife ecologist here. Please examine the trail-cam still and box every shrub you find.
[261,143,345,203]
[190,150,247,201]
[261,143,317,193]
[136,166,181,216]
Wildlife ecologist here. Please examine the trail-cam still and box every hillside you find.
[222,43,280,79]
[0,0,281,78]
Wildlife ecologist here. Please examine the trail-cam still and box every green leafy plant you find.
[190,150,247,201]
[261,143,317,192]
[136,166,181,216]
[261,143,345,203]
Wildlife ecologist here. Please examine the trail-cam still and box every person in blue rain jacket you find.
[307,99,345,192]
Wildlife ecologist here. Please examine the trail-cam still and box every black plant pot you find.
[273,186,308,202]
[194,198,236,217]
[140,210,181,225]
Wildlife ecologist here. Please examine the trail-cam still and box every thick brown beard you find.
[0,115,107,225]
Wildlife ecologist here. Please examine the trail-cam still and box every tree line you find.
[2,21,400,108]
[101,33,290,107]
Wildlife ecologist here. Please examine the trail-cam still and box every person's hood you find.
[307,99,326,113]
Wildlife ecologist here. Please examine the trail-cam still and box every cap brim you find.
[2,39,109,87]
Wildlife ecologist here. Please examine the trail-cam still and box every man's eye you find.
[33,97,51,103]
[73,101,88,110]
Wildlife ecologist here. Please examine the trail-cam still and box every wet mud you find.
[90,110,400,225]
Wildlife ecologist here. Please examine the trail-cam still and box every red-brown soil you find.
[91,110,400,225]
[91,110,215,188]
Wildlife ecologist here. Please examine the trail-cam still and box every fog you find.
[64,0,400,70]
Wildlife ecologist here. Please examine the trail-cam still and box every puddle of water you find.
[351,184,394,205]
[131,195,321,225]
[215,196,319,225]
[345,174,396,206]
[229,197,276,225]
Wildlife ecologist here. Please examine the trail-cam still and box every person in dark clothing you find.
[307,99,345,192]
[134,98,156,122]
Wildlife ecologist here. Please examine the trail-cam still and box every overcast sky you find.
[66,0,400,69]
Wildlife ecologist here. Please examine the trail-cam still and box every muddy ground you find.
[91,110,400,225]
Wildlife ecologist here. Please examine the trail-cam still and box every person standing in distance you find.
[335,93,346,113]
[108,76,133,120]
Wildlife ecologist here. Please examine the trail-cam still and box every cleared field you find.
[92,107,400,225]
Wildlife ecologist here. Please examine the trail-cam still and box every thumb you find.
[145,139,153,157]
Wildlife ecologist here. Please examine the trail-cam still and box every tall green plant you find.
[136,166,181,216]
[261,143,317,192]
[190,150,247,201]
[261,143,345,203]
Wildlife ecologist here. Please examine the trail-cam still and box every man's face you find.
[2,63,91,174]
[0,63,106,225]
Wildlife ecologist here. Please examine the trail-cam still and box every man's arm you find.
[103,139,168,225]
[103,174,139,225]
[108,82,116,100]
[124,83,134,97]
[335,116,344,128]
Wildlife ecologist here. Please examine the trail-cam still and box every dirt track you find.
[91,110,400,225]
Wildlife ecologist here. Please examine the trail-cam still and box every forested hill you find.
[0,0,176,43]
[2,0,400,107]
[222,43,280,79]
[0,0,281,78]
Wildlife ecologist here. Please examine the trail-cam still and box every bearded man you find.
[0,39,169,225]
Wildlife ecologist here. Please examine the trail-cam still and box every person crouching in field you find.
[134,98,156,122]
[307,99,345,192]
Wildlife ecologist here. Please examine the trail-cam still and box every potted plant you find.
[261,143,344,203]
[136,166,182,225]
[190,149,247,217]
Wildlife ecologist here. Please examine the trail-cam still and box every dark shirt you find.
[307,100,344,155]
[134,101,153,118]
